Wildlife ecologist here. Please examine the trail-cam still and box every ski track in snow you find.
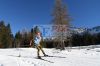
[0,46,100,66]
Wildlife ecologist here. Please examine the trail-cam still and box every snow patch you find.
[0,45,100,66]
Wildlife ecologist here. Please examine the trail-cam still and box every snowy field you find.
[0,45,100,66]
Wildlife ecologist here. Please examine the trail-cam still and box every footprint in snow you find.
[22,59,35,64]
[22,59,46,66]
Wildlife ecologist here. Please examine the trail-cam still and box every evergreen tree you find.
[0,21,6,48]
[6,23,14,48]
[0,21,13,48]
[97,33,100,44]
[15,31,22,47]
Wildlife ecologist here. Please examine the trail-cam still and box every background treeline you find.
[0,21,14,48]
[0,21,100,48]
[71,32,100,47]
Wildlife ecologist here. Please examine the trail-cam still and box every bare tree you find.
[52,0,71,50]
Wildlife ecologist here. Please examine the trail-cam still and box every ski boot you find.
[37,56,41,59]
[44,54,49,57]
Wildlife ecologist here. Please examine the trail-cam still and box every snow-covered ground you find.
[0,45,100,66]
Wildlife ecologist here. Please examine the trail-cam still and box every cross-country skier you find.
[30,32,48,59]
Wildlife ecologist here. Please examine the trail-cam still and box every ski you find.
[42,55,66,58]
[37,58,54,63]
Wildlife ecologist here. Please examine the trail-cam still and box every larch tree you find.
[52,0,71,50]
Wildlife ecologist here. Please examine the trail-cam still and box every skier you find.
[30,32,48,59]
